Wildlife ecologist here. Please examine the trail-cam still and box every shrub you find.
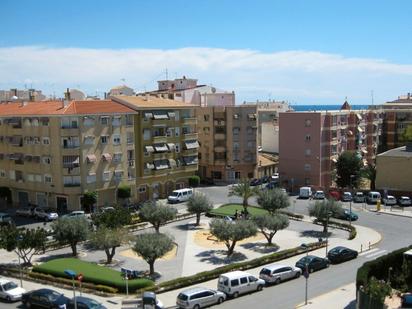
[117,185,131,199]
[313,218,357,240]
[188,176,200,187]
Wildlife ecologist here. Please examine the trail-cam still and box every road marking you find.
[358,248,379,256]
[364,249,387,259]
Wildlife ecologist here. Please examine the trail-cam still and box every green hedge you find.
[138,241,325,294]
[33,258,154,292]
[313,218,357,240]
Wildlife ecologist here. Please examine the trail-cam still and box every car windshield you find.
[260,268,271,276]
[177,293,188,301]
[218,277,229,286]
[171,192,179,197]
[79,299,101,308]
[48,291,62,301]
[2,282,18,291]
[299,256,311,263]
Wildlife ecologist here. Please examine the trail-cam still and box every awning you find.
[145,162,155,170]
[183,156,198,166]
[248,113,257,120]
[347,130,353,136]
[102,153,112,161]
[357,126,364,133]
[168,159,177,167]
[153,112,169,120]
[185,140,200,149]
[154,144,168,152]
[154,159,169,170]
[144,145,155,153]
[332,158,338,163]
[144,112,153,119]
[168,112,175,118]
[361,149,368,154]
[167,143,176,151]
[356,113,362,121]
[86,154,97,163]
[9,153,23,160]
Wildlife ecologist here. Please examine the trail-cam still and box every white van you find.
[299,187,312,199]
[217,271,265,298]
[167,188,193,204]
[367,191,381,204]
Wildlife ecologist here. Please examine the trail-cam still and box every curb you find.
[368,209,412,219]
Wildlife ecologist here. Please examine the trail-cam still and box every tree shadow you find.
[300,230,331,238]
[35,252,75,263]
[174,222,208,231]
[240,242,280,254]
[195,250,247,265]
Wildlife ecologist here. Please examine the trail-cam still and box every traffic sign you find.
[303,270,309,279]
[77,273,83,282]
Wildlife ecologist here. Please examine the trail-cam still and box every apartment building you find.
[0,88,46,102]
[196,105,258,183]
[0,100,137,212]
[279,101,383,191]
[138,76,235,107]
[111,95,199,201]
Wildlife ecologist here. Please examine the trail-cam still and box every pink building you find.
[279,102,383,192]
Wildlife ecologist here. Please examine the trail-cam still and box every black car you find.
[22,288,69,308]
[327,246,358,264]
[295,255,330,273]
[67,296,107,309]
[402,293,412,308]
[250,178,262,186]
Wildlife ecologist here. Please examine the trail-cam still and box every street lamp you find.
[16,235,23,287]
[349,175,356,226]
[300,244,309,305]
[325,211,333,257]
[64,269,77,309]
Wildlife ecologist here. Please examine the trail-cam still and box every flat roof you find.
[377,146,412,158]
[111,95,196,109]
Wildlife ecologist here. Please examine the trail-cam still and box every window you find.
[247,127,253,134]
[100,116,109,125]
[233,142,240,150]
[175,143,180,153]
[63,176,80,186]
[204,115,209,121]
[127,132,134,144]
[175,127,180,137]
[83,116,95,126]
[113,153,122,163]
[233,127,240,135]
[112,116,121,126]
[304,164,311,171]
[86,174,96,184]
[240,277,248,284]
[233,113,240,120]
[305,149,311,156]
[42,137,50,145]
[42,156,51,164]
[114,170,124,180]
[44,174,52,183]
[0,170,6,177]
[84,136,95,145]
[143,129,151,140]
[126,114,133,126]
[305,134,311,142]
[100,135,109,145]
[61,117,78,129]
[103,171,111,182]
[231,279,239,287]
[305,119,312,127]
[9,170,15,180]
[34,174,42,183]
[139,186,146,193]
[113,134,121,145]
[62,155,79,168]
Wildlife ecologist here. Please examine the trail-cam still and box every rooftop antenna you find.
[371,90,374,105]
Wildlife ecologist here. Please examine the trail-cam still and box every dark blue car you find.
[22,288,69,308]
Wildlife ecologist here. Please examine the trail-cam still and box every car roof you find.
[34,288,61,294]
[180,287,211,295]
[220,270,251,278]
[0,278,12,285]
[262,264,290,271]
[400,196,410,199]
[0,212,9,216]
[71,296,100,303]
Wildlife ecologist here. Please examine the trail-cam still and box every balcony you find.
[128,160,135,167]
[152,136,168,143]
[182,148,198,156]
[182,117,197,125]
[214,133,226,140]
[214,120,225,126]
[63,143,80,149]
[183,132,198,140]
[214,146,226,152]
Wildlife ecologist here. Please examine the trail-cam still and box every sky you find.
[0,0,411,105]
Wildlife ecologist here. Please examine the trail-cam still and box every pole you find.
[18,255,23,287]
[72,277,77,309]
[325,214,329,257]
[125,276,129,296]
[305,246,308,305]
[349,175,353,226]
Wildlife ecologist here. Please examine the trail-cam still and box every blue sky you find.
[1,0,411,104]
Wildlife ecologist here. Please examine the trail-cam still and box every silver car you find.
[176,287,226,309]
[259,264,301,285]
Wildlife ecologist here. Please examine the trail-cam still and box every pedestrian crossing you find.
[358,248,387,259]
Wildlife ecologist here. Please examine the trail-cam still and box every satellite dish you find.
[11,96,18,100]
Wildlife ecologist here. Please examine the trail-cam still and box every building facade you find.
[111,96,199,201]
[196,105,257,184]
[0,88,46,102]
[279,102,383,191]
[0,100,137,212]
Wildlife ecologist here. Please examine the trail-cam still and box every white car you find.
[259,264,301,284]
[313,191,325,200]
[34,208,59,221]
[0,278,26,301]
[398,196,412,207]
[15,207,35,217]
[62,210,85,219]
[383,195,397,206]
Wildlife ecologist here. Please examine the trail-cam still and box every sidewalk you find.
[296,283,356,309]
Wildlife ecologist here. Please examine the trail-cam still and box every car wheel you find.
[6,295,11,302]
[232,292,239,298]
[217,297,224,304]
[295,272,301,278]
[26,301,32,308]
[193,305,200,309]
[274,278,281,285]
[326,263,330,268]
[309,268,314,273]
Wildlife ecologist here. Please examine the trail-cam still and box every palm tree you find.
[362,164,376,190]
[228,178,258,214]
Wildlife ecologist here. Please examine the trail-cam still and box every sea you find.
[291,104,370,111]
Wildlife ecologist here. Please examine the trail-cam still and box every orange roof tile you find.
[0,100,135,116]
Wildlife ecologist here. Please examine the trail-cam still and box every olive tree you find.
[92,206,131,229]
[88,226,129,264]
[228,178,259,214]
[139,201,177,233]
[52,217,89,256]
[209,218,257,256]
[257,188,290,214]
[253,214,289,245]
[186,192,213,226]
[132,233,174,276]
[308,199,342,234]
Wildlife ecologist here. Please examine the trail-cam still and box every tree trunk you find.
[196,213,201,226]
[371,180,376,191]
[105,248,111,264]
[154,224,160,233]
[227,241,237,256]
[243,199,248,213]
[323,221,328,234]
[149,261,155,276]
[71,243,77,256]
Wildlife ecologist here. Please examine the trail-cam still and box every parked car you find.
[259,264,301,285]
[398,196,412,207]
[271,173,279,181]
[341,192,352,202]
[327,246,358,264]
[217,271,265,298]
[328,190,341,201]
[0,213,13,225]
[313,191,325,200]
[62,210,85,219]
[334,209,359,221]
[0,278,26,302]
[353,192,366,203]
[22,288,69,308]
[34,208,59,221]
[167,188,193,203]
[367,191,381,204]
[261,176,270,184]
[299,187,312,199]
[142,292,164,309]
[176,287,226,308]
[15,207,35,217]
[295,255,330,273]
[383,195,397,206]
[67,296,107,309]
[249,178,262,187]
[265,182,278,190]
[402,293,412,308]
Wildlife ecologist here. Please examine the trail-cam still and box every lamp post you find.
[300,244,309,305]
[325,211,333,257]
[64,269,77,309]
[349,175,355,226]
[16,235,23,287]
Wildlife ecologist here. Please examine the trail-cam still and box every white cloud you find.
[0,46,411,104]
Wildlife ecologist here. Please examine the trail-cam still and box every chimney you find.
[65,88,71,101]
[28,90,34,102]
[104,92,107,99]
[12,88,17,96]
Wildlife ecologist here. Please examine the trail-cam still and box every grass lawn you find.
[209,204,268,217]
[33,258,153,292]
